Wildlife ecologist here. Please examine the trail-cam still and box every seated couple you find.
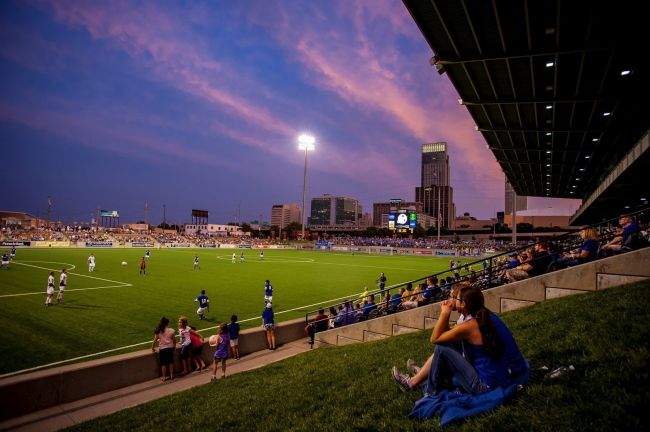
[392,284,528,395]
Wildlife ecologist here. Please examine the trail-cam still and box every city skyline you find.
[1,1,581,225]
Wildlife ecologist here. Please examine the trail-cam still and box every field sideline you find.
[0,247,453,376]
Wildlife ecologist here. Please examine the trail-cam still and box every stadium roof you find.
[403,0,649,223]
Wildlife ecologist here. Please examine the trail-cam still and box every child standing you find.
[178,316,192,375]
[228,315,240,360]
[211,322,230,382]
[152,317,176,382]
[189,325,206,372]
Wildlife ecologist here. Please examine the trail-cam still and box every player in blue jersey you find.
[195,290,209,320]
[1,252,9,270]
[240,252,245,263]
[193,255,200,270]
[264,279,273,304]
[145,249,151,260]
[259,250,264,261]
[10,246,16,260]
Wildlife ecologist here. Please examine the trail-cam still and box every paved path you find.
[0,339,318,432]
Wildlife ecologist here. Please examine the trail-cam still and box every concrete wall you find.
[0,317,307,421]
[315,247,650,346]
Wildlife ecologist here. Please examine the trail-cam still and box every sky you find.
[1,0,580,225]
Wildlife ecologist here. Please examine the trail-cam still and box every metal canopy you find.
[403,0,649,205]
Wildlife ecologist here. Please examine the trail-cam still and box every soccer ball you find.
[121,261,127,266]
[208,335,218,347]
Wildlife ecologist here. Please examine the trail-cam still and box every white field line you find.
[0,290,366,379]
[0,285,132,298]
[11,261,131,286]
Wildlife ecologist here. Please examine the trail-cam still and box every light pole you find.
[298,134,315,240]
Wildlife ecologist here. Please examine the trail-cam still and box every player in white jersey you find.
[45,272,55,306]
[57,269,67,304]
[240,252,245,263]
[88,254,96,272]
[232,253,236,264]
[193,255,200,270]
[259,251,264,261]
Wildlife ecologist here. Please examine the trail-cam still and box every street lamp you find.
[298,134,315,240]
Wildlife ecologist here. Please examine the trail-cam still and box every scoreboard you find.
[388,210,417,233]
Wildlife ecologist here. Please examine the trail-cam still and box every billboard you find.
[389,210,417,232]
[100,210,120,218]
[192,209,209,218]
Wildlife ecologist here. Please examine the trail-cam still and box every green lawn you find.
[0,247,450,375]
[65,280,650,432]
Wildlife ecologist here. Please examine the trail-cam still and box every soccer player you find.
[45,271,55,306]
[88,254,96,272]
[10,246,16,260]
[240,252,245,263]
[1,252,9,270]
[193,255,200,270]
[264,279,273,304]
[259,251,264,261]
[145,249,151,260]
[195,289,209,320]
[140,257,146,275]
[232,253,236,264]
[57,269,67,304]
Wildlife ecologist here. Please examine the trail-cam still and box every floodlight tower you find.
[298,134,316,240]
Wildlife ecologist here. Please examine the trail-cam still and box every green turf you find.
[0,247,451,375]
[64,280,650,432]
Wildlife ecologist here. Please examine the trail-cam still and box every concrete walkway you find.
[0,339,318,432]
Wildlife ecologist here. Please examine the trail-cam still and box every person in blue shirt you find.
[10,246,16,260]
[602,216,639,254]
[195,290,209,320]
[262,303,276,350]
[193,255,200,270]
[228,315,241,359]
[1,252,9,270]
[392,286,518,393]
[554,228,600,269]
[145,249,151,260]
[362,294,377,318]
[264,279,273,304]
[240,252,245,263]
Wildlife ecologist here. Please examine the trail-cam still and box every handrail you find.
[305,206,649,326]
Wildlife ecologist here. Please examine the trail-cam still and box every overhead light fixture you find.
[546,61,555,68]
[546,150,552,154]
[545,105,553,110]
[641,197,647,201]
[546,164,551,167]
[624,205,630,209]
[603,111,611,116]
[546,132,552,136]
[592,138,599,142]
[579,168,585,172]
[576,178,581,181]
[546,173,551,177]
[620,70,631,76]
[585,155,591,159]
[572,185,577,188]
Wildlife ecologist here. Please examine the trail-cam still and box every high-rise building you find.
[309,195,363,230]
[270,203,301,229]
[417,142,455,229]
[505,179,528,214]
[421,142,450,187]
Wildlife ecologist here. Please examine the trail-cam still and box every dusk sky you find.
[2,0,580,225]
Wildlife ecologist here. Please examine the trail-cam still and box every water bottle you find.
[546,365,575,379]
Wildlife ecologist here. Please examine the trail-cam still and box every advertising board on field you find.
[332,246,349,251]
[85,241,113,247]
[199,244,217,248]
[131,242,154,248]
[32,241,71,248]
[1,241,30,247]
[167,243,191,248]
[413,250,433,255]
[237,244,252,249]
[434,250,456,256]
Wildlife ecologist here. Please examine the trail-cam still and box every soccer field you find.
[0,247,451,376]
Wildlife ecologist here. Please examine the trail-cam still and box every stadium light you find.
[298,134,316,240]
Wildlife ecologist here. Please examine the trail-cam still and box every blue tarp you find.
[409,384,517,426]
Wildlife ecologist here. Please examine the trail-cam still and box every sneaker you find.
[210,376,217,383]
[392,366,412,391]
[406,358,421,375]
